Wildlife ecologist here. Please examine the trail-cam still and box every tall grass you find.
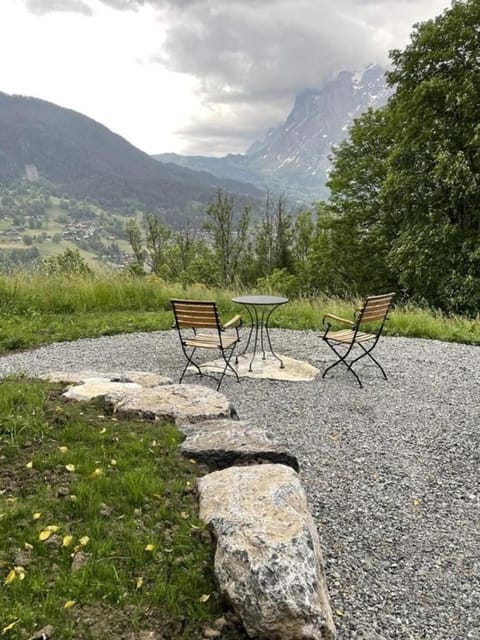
[0,273,171,313]
[0,272,478,350]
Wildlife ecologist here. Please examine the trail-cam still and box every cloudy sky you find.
[1,0,450,156]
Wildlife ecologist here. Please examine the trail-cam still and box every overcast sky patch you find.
[9,0,452,154]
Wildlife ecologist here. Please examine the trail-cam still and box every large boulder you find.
[198,464,336,640]
[180,419,299,471]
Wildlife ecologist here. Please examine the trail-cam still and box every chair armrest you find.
[322,313,353,326]
[222,314,242,330]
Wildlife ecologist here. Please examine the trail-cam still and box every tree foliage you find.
[41,248,93,277]
[324,0,480,313]
[254,194,294,279]
[125,214,172,278]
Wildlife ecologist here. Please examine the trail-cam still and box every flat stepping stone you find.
[63,378,143,401]
[202,354,320,381]
[104,384,236,425]
[180,419,299,471]
[45,370,171,387]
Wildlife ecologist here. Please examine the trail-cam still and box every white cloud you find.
[25,0,93,15]
[3,0,452,155]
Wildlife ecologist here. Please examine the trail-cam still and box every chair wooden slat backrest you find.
[172,300,221,331]
[355,293,395,327]
[322,292,395,388]
[171,299,242,390]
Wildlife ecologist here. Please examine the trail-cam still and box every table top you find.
[232,295,288,306]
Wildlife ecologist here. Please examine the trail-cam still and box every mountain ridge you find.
[0,65,392,218]
[0,92,262,213]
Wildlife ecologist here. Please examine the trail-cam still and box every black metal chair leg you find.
[356,343,388,379]
[347,340,388,381]
[322,357,344,378]
[223,349,240,382]
[216,348,239,390]
[178,351,191,383]
[322,340,363,387]
[345,361,363,388]
[179,346,202,383]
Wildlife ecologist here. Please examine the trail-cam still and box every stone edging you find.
[45,372,336,640]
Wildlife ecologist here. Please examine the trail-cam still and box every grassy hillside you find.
[0,184,136,270]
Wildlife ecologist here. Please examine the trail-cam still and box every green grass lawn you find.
[0,378,247,640]
[0,311,172,352]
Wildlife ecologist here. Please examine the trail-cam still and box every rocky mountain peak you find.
[155,65,393,200]
[248,64,389,158]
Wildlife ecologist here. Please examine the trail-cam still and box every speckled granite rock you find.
[198,464,336,640]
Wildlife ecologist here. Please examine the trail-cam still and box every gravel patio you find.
[0,329,478,640]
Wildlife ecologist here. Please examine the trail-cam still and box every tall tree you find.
[384,0,480,310]
[144,213,171,277]
[125,214,171,277]
[169,225,200,288]
[291,209,315,295]
[254,193,294,279]
[204,189,250,287]
[326,107,396,297]
[125,219,146,275]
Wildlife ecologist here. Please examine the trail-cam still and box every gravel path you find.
[0,330,479,640]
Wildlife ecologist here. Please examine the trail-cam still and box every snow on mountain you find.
[244,64,392,198]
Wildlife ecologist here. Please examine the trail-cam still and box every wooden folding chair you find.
[171,299,242,390]
[321,293,395,388]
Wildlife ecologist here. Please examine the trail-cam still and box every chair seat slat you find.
[184,334,238,349]
[328,330,375,343]
[361,310,390,322]
[176,308,217,318]
[364,300,391,310]
[363,293,395,302]
[177,318,218,329]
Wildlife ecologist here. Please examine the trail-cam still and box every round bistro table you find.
[232,295,289,371]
